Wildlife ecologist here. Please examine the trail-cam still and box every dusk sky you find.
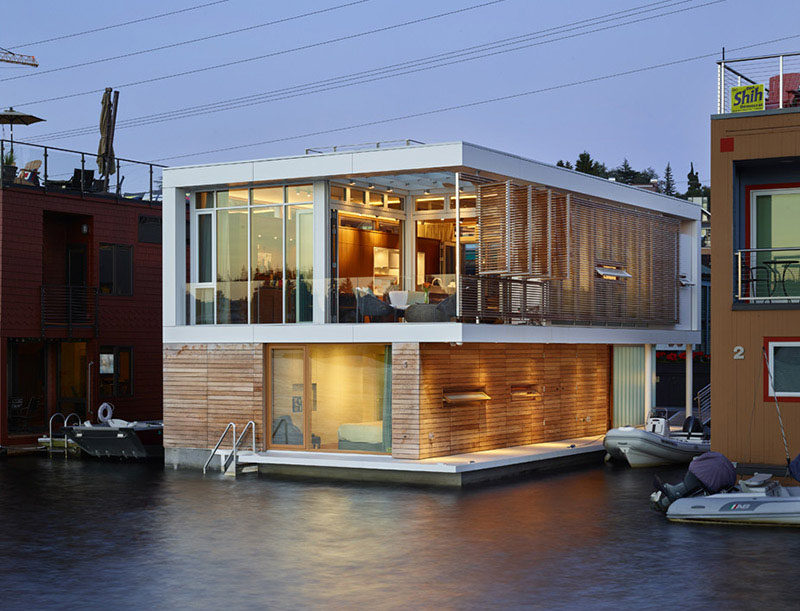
[2,0,798,185]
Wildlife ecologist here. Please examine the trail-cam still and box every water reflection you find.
[1,458,798,609]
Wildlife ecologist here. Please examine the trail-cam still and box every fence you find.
[717,51,800,114]
[1,139,163,204]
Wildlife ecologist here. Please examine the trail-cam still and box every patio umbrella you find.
[0,107,44,154]
[97,88,118,179]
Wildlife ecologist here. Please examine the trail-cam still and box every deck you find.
[214,435,605,486]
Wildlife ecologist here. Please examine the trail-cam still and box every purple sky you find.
[1,0,797,186]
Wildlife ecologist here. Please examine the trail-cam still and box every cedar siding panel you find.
[417,342,610,459]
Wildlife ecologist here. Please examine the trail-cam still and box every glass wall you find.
[189,186,314,324]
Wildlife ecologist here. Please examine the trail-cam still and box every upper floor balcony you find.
[1,139,163,204]
[166,141,701,337]
[716,51,800,115]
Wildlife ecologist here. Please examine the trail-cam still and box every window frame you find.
[98,346,134,398]
[747,184,800,250]
[99,243,134,296]
[764,337,800,401]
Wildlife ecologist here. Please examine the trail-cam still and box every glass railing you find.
[0,139,163,203]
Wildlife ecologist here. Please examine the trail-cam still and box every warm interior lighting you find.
[510,385,541,399]
[595,264,632,280]
[443,390,491,403]
[348,180,356,186]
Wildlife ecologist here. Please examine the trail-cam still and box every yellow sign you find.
[731,84,765,113]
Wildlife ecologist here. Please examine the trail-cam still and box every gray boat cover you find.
[790,453,800,483]
[688,452,736,493]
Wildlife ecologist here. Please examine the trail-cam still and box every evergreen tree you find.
[556,159,573,169]
[574,151,607,177]
[685,162,703,198]
[663,162,676,196]
[609,158,638,184]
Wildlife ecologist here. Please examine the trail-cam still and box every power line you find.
[151,32,800,163]
[7,0,234,49]
[27,0,713,141]
[16,0,508,105]
[1,0,374,82]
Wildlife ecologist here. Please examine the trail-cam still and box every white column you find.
[312,181,327,323]
[455,172,461,317]
[644,343,653,422]
[685,344,693,418]
[162,186,185,328]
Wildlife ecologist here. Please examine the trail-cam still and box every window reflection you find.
[216,209,248,324]
[251,207,284,323]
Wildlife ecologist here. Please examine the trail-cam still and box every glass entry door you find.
[269,347,306,448]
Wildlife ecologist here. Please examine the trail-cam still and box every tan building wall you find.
[710,110,800,465]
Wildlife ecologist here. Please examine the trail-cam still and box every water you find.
[1,457,797,610]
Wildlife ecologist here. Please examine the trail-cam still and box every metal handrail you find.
[203,422,236,474]
[64,413,81,427]
[48,412,65,454]
[694,384,711,425]
[222,420,257,473]
[735,247,800,302]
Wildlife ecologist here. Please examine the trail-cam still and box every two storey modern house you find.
[162,141,701,483]
[0,140,163,450]
[711,52,800,469]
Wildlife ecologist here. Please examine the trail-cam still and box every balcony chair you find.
[355,291,399,322]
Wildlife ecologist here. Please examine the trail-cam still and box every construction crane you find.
[0,47,38,67]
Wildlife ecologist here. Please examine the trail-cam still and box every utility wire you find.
[1,0,375,82]
[16,0,507,105]
[7,0,234,49]
[27,0,711,141]
[151,31,800,163]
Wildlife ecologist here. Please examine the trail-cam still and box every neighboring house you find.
[161,141,701,477]
[711,53,800,468]
[0,140,163,448]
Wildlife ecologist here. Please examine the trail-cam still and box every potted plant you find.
[2,149,17,182]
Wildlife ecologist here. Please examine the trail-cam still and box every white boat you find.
[653,472,800,526]
[604,416,709,467]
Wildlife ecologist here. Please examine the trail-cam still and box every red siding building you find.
[0,140,163,448]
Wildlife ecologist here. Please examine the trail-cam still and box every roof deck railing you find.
[717,51,800,114]
[0,139,164,204]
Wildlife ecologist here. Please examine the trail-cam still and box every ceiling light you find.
[424,189,430,195]
[368,184,374,189]
[387,187,393,193]
[348,180,356,186]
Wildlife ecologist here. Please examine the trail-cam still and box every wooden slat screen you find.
[471,185,680,325]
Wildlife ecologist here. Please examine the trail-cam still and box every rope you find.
[762,347,792,469]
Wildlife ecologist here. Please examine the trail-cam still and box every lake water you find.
[1,456,797,609]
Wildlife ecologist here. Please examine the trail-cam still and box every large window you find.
[268,344,392,453]
[99,244,133,296]
[765,339,800,399]
[189,186,314,324]
[750,188,800,298]
[99,347,133,398]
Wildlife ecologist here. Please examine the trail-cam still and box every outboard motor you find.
[646,417,669,437]
[651,471,705,512]
[790,453,800,483]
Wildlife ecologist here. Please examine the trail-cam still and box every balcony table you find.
[764,259,799,297]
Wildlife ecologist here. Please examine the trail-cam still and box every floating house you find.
[161,140,701,484]
[711,52,800,469]
[0,139,163,449]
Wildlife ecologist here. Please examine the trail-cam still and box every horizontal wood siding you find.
[164,344,263,449]
[391,343,420,459]
[417,343,610,459]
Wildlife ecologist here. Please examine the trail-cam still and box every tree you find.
[574,151,608,177]
[685,162,703,198]
[609,158,638,184]
[556,159,573,169]
[662,162,676,196]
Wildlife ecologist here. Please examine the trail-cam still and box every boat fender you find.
[97,402,114,424]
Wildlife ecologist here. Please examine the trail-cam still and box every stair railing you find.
[694,383,711,425]
[203,422,236,474]
[221,421,257,474]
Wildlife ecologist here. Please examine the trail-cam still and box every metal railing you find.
[717,51,800,114]
[0,139,163,204]
[735,247,800,302]
[202,420,257,475]
[694,384,711,425]
[41,285,99,336]
[47,412,81,456]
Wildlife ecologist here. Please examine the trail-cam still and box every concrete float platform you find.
[213,436,605,486]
